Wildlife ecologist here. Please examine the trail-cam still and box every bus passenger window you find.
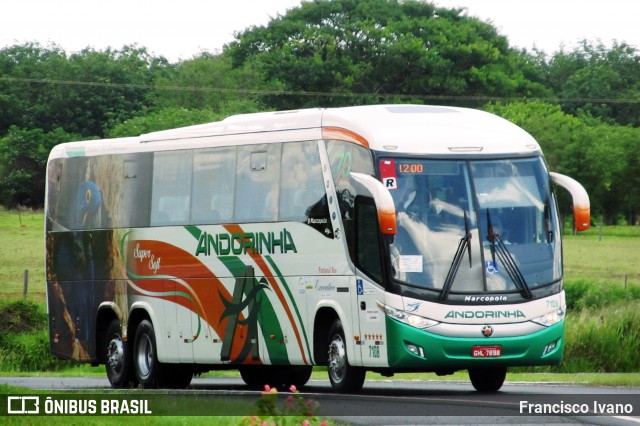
[151,150,192,226]
[234,144,281,223]
[279,141,325,222]
[191,147,236,224]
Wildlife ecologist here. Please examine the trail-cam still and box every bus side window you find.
[191,147,236,224]
[355,196,383,283]
[234,144,281,223]
[279,141,325,221]
[151,150,193,226]
[46,159,65,228]
[325,140,375,261]
[119,153,152,228]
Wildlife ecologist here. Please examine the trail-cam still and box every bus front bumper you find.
[385,317,564,370]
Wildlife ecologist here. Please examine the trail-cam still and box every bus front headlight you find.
[377,301,439,329]
[531,308,565,327]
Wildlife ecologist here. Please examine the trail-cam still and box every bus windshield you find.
[383,157,561,296]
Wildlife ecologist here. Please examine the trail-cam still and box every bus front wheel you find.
[327,319,365,393]
[105,319,135,388]
[133,319,161,388]
[468,366,507,392]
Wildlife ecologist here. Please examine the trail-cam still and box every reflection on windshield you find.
[385,159,483,292]
[382,157,561,295]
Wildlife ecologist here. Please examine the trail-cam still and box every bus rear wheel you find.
[327,319,365,393]
[105,319,135,388]
[468,366,507,392]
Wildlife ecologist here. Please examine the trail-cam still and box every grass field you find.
[0,209,45,301]
[563,224,640,287]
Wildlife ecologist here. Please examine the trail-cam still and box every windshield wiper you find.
[439,211,472,301]
[486,210,532,299]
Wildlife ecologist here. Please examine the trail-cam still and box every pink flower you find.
[289,384,297,392]
[302,421,310,426]
[262,384,277,394]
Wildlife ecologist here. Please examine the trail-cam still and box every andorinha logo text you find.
[195,229,297,256]
[444,310,526,319]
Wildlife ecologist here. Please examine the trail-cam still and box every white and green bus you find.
[45,105,590,392]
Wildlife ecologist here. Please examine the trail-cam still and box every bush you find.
[0,299,67,371]
[564,279,640,311]
[0,299,47,335]
[562,302,640,372]
[0,329,66,371]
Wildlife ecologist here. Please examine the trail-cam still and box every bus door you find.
[354,276,387,367]
[353,194,389,367]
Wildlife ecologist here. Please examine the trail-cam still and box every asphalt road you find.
[2,376,639,425]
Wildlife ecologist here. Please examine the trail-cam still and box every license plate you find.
[472,345,502,357]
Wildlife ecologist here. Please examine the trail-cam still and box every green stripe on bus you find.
[218,255,290,364]
[184,225,203,240]
[265,255,313,363]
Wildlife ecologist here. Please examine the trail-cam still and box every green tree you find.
[545,41,640,127]
[0,43,171,138]
[0,126,82,208]
[0,43,69,134]
[151,53,266,112]
[227,0,551,109]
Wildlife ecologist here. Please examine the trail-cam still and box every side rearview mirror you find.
[350,172,397,236]
[550,172,591,231]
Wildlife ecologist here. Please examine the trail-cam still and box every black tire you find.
[239,365,265,388]
[105,319,136,388]
[133,319,162,388]
[327,319,365,393]
[161,364,193,389]
[288,365,313,388]
[239,365,287,389]
[239,365,312,389]
[468,366,507,392]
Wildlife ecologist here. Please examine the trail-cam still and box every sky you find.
[1,0,638,62]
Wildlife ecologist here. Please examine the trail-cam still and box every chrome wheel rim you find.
[136,333,153,379]
[106,336,124,374]
[328,333,346,383]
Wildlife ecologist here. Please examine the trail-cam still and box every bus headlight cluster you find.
[531,308,565,327]
[377,302,439,329]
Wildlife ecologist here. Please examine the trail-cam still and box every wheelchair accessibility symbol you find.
[485,260,499,275]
